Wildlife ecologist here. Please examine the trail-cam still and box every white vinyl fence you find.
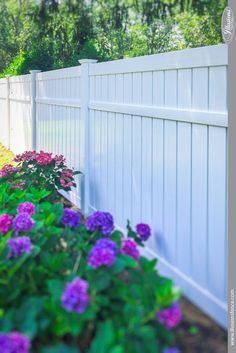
[0,44,228,328]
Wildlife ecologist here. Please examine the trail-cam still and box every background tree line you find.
[0,0,227,76]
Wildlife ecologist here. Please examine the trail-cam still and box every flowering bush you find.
[0,151,182,353]
[0,150,80,196]
[0,332,31,353]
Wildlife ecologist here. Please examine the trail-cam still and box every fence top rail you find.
[36,65,81,81]
[90,44,228,76]
[9,74,31,83]
[0,77,7,84]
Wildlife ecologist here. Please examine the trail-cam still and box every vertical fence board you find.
[176,122,191,274]
[208,126,227,301]
[150,119,164,256]
[123,114,132,224]
[163,120,177,264]
[191,124,208,287]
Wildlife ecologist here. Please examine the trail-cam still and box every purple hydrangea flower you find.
[88,238,117,268]
[7,237,32,258]
[121,238,140,261]
[0,214,12,235]
[62,208,81,228]
[136,223,151,241]
[157,303,182,329]
[85,211,114,236]
[12,213,34,234]
[17,202,35,216]
[163,349,180,353]
[61,277,89,314]
[94,238,118,252]
[0,332,31,353]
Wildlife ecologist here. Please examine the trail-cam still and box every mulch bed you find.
[176,298,227,353]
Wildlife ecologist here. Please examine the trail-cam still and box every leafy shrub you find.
[0,150,80,199]
[0,151,181,353]
[0,144,14,169]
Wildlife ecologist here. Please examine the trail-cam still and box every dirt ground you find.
[176,298,227,353]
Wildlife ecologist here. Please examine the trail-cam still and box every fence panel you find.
[0,44,228,328]
[9,75,32,153]
[36,66,82,207]
[88,44,228,327]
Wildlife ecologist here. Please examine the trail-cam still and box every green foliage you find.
[0,144,14,168]
[176,11,222,48]
[0,0,227,76]
[0,150,181,352]
[0,150,80,197]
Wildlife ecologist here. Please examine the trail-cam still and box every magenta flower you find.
[55,154,66,165]
[136,223,151,241]
[61,168,74,178]
[121,238,140,261]
[0,164,19,178]
[60,178,73,188]
[61,277,89,314]
[12,213,34,234]
[0,332,31,353]
[35,150,53,165]
[85,211,114,236]
[157,303,182,329]
[0,214,12,235]
[8,237,32,258]
[14,150,37,162]
[62,208,81,228]
[17,202,35,216]
[88,238,117,268]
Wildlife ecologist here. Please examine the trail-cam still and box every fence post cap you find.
[79,59,98,65]
[29,70,41,74]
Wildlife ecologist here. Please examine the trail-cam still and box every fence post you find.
[5,75,11,149]
[30,70,41,151]
[79,59,97,215]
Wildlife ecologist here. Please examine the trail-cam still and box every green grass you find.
[0,144,14,168]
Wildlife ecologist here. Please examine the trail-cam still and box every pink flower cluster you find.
[121,238,140,261]
[0,202,36,236]
[14,151,37,162]
[14,150,56,166]
[0,164,19,178]
[14,150,68,167]
[17,202,35,216]
[35,151,53,166]
[55,154,66,165]
[0,214,13,235]
[60,168,74,188]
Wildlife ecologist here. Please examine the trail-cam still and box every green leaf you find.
[111,255,137,274]
[90,270,111,291]
[47,279,64,300]
[89,320,116,353]
[109,346,125,353]
[13,297,45,338]
[44,212,56,226]
[139,257,157,272]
